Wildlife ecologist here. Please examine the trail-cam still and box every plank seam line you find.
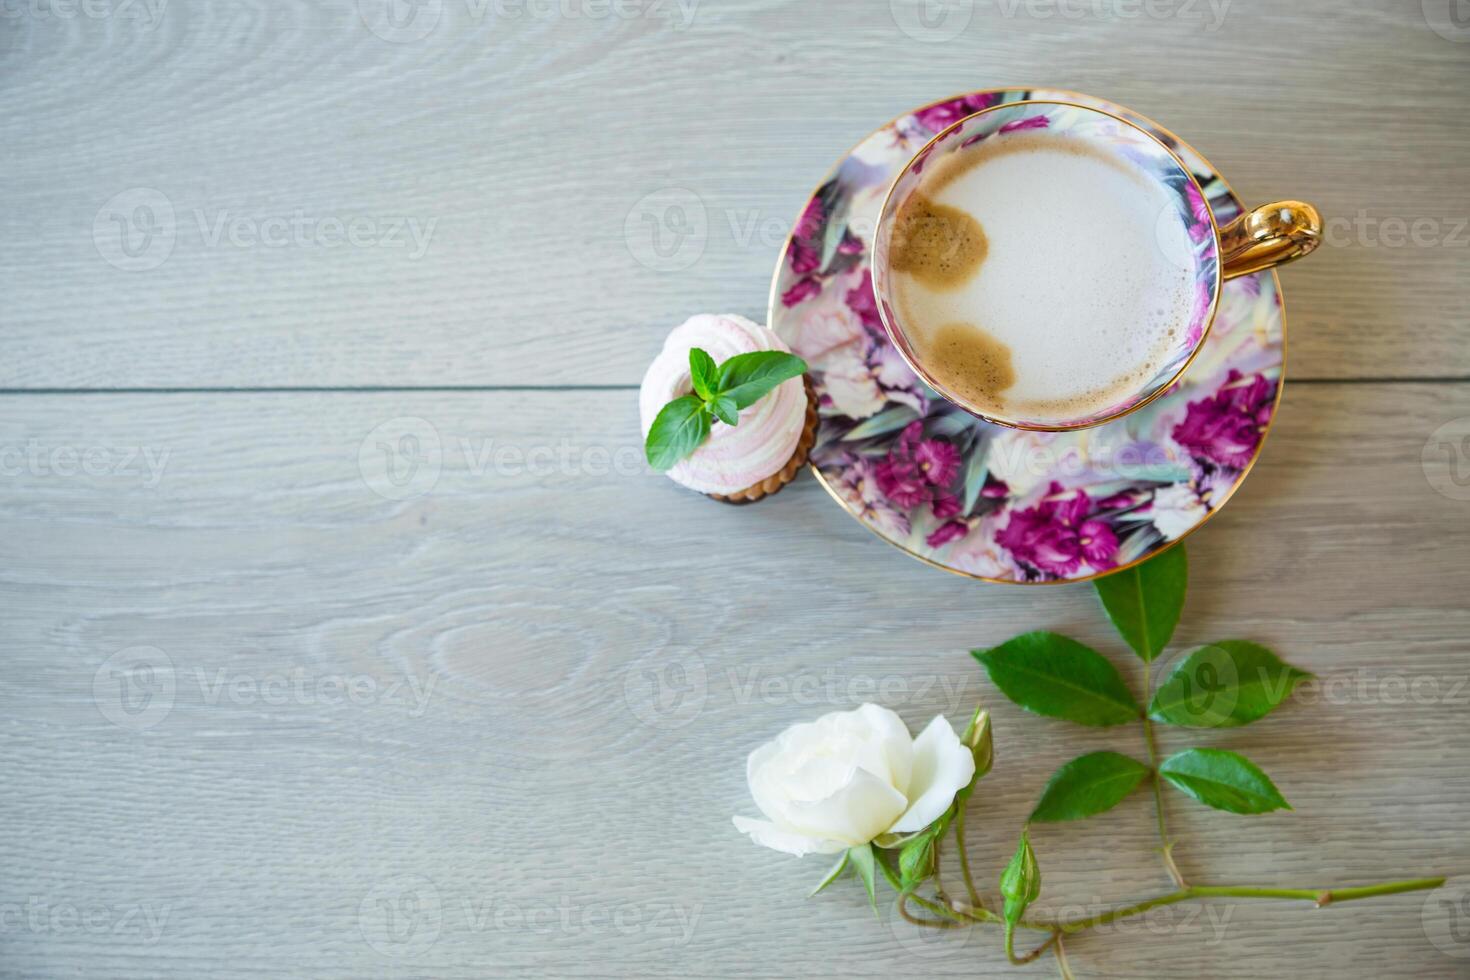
[0,378,1466,395]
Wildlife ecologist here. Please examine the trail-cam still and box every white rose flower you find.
[733,703,976,857]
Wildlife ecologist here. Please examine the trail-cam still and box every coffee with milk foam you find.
[889,131,1200,423]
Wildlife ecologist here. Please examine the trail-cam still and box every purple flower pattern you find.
[997,482,1120,578]
[1172,369,1276,470]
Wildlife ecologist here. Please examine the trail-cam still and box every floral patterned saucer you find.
[768,88,1285,585]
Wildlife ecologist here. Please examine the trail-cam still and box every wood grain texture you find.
[1,0,1467,387]
[1,383,1468,977]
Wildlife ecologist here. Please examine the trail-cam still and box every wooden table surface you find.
[3,1,1468,976]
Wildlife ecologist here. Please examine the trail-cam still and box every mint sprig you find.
[644,347,806,471]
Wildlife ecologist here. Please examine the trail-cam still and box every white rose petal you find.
[784,766,909,845]
[889,715,976,834]
[731,817,846,857]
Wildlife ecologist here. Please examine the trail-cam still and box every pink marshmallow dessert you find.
[639,314,817,503]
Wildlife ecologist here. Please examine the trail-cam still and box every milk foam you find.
[893,133,1200,422]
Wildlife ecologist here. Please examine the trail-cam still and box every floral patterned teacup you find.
[871,100,1321,432]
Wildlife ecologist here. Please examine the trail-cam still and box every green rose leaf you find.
[1030,751,1151,823]
[848,842,879,913]
[709,395,740,428]
[1159,747,1291,814]
[973,631,1140,727]
[1094,543,1188,662]
[1000,829,1041,928]
[1149,641,1314,728]
[808,850,848,898]
[688,347,718,402]
[644,395,712,471]
[716,351,807,410]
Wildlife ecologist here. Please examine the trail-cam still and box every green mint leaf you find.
[716,351,807,410]
[1159,747,1291,814]
[1029,751,1150,823]
[1000,829,1041,928]
[644,395,711,471]
[1149,641,1313,728]
[808,850,849,898]
[973,631,1140,727]
[848,843,879,913]
[688,347,718,402]
[1094,542,1188,662]
[709,395,739,428]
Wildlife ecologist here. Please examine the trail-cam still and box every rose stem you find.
[904,892,969,925]
[953,807,983,909]
[951,877,1444,934]
[1006,925,1060,966]
[932,835,950,905]
[1053,933,1076,980]
[1141,659,1187,887]
[1046,877,1447,934]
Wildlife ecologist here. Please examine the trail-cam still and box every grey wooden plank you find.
[1,0,1467,388]
[0,382,1467,977]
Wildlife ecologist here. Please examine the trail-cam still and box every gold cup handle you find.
[1218,200,1323,280]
